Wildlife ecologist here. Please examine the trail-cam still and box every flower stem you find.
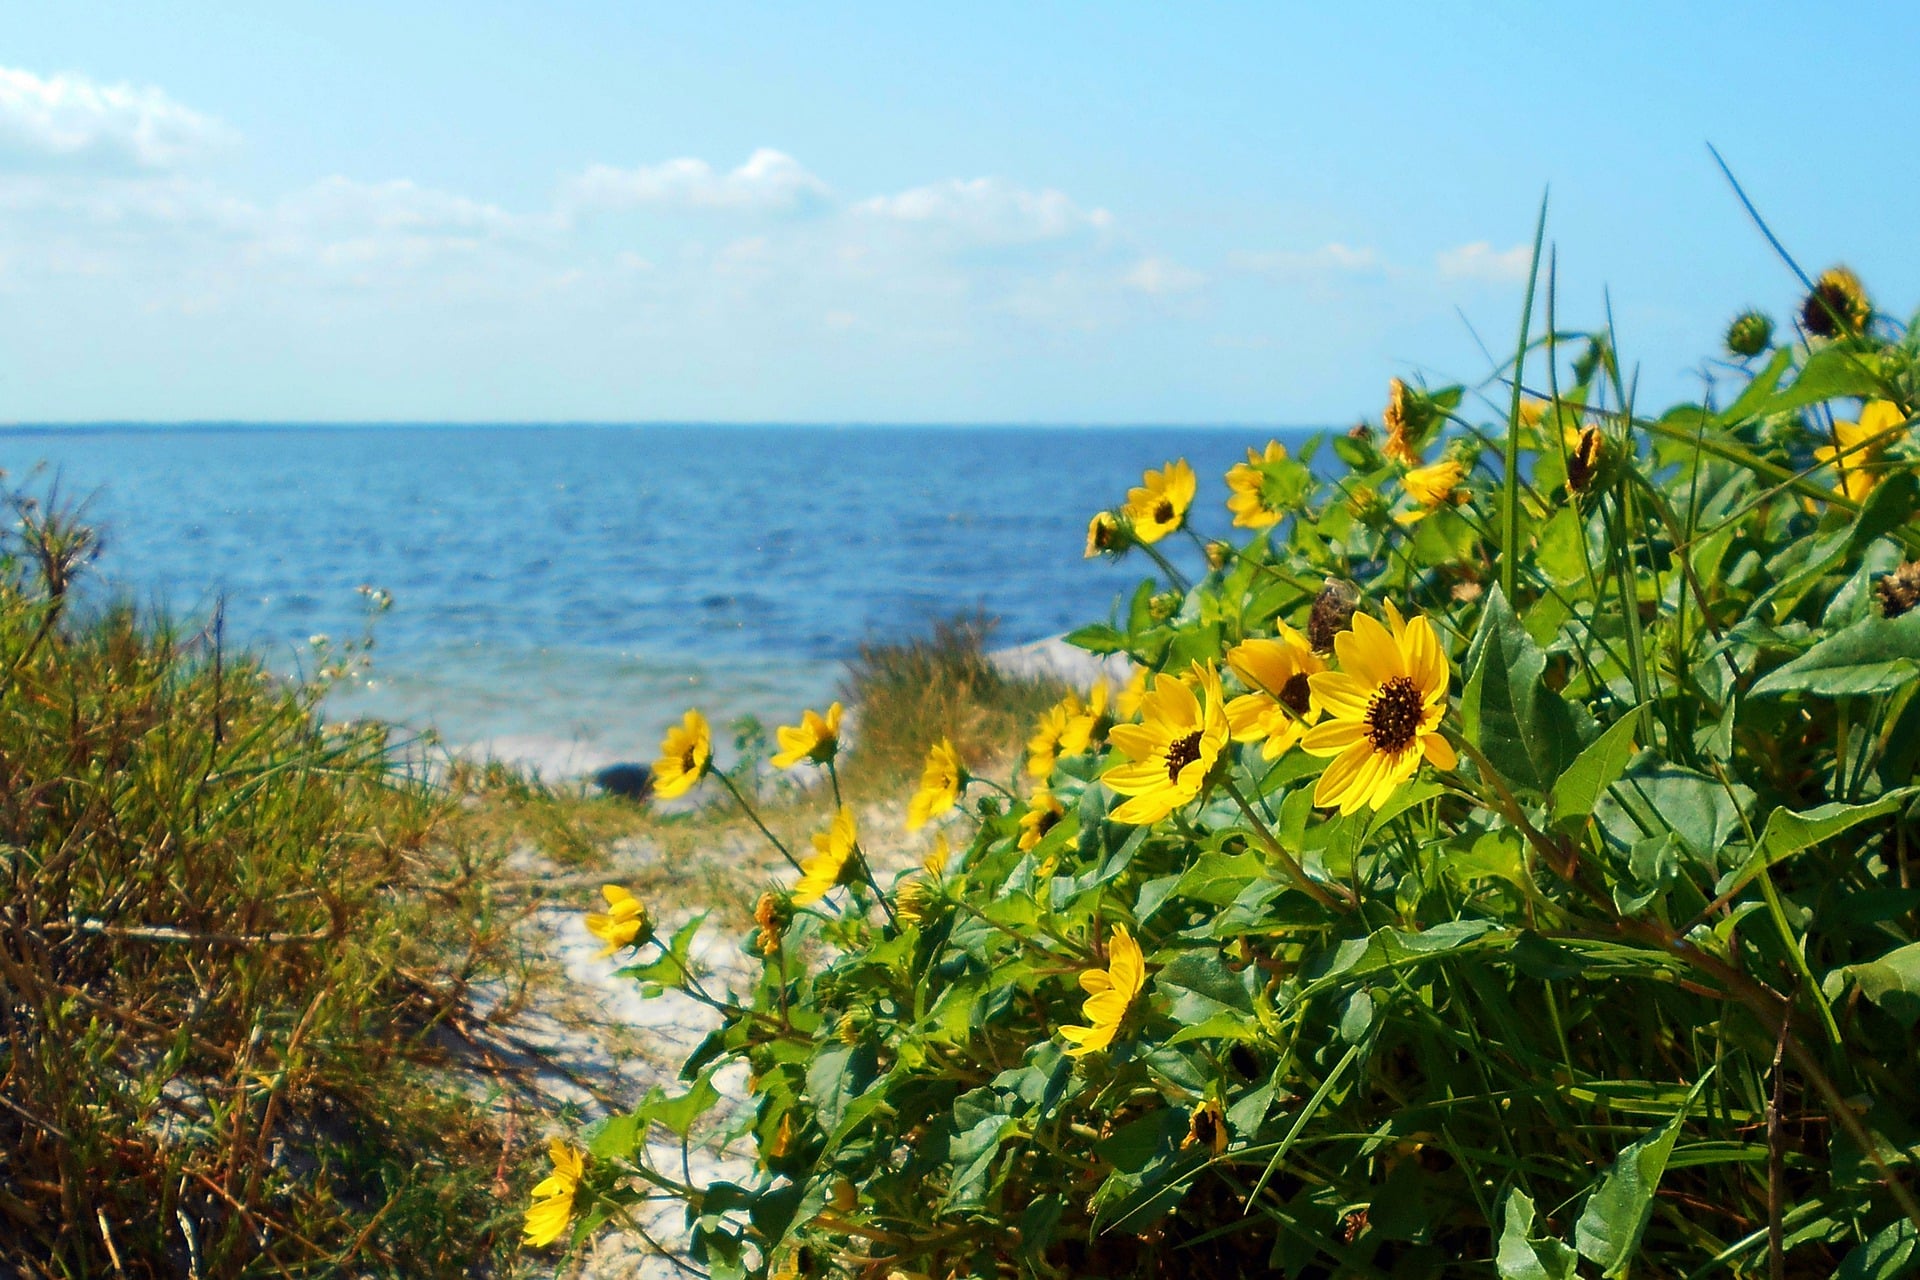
[1220,778,1351,912]
[715,772,805,874]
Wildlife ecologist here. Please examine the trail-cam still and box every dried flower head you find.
[1876,562,1920,619]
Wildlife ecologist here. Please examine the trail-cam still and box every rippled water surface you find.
[3,425,1312,771]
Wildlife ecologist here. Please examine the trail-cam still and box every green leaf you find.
[1837,1217,1920,1280]
[1064,622,1128,655]
[1549,712,1640,827]
[1462,585,1588,795]
[1155,949,1254,1024]
[1573,1075,1709,1276]
[1496,1187,1579,1280]
[943,1114,1016,1211]
[1713,346,1793,425]
[1752,608,1920,698]
[1831,941,1920,1025]
[1714,791,1913,895]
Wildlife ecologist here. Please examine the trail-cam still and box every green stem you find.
[714,772,804,874]
[1220,777,1350,912]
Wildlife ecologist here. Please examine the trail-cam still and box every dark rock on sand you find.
[592,762,654,800]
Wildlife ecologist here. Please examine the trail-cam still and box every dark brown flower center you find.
[1154,499,1175,524]
[1164,730,1204,781]
[1035,809,1061,838]
[681,749,698,772]
[1363,676,1424,754]
[1279,672,1312,716]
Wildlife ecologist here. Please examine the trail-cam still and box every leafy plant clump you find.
[542,253,1920,1276]
[0,489,526,1277]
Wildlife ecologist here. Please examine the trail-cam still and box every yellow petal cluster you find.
[652,710,712,799]
[584,884,649,957]
[1815,400,1907,503]
[906,738,966,830]
[1394,459,1467,525]
[523,1138,585,1247]
[1084,510,1123,558]
[1301,602,1455,815]
[1224,440,1289,529]
[1224,625,1325,760]
[1101,662,1228,826]
[1121,459,1196,544]
[1025,682,1110,778]
[793,806,858,907]
[1018,787,1065,851]
[771,702,842,769]
[1059,923,1145,1056]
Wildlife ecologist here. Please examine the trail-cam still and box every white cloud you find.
[567,148,827,213]
[0,66,233,170]
[1434,240,1531,284]
[1231,242,1383,276]
[855,176,1112,243]
[1123,256,1206,295]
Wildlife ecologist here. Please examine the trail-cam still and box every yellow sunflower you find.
[1115,666,1152,719]
[1019,787,1066,851]
[584,884,649,956]
[1394,459,1466,525]
[1802,265,1870,338]
[1027,684,1111,778]
[1058,923,1146,1057]
[1101,662,1229,826]
[1084,510,1123,558]
[771,702,842,769]
[523,1138,585,1247]
[1121,459,1197,544]
[793,806,859,906]
[652,710,712,799]
[1816,399,1907,503]
[924,831,951,877]
[907,738,966,829]
[1225,625,1326,760]
[1026,702,1075,780]
[1301,602,1455,815]
[1225,440,1289,529]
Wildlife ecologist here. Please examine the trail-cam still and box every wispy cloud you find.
[1434,240,1531,284]
[0,66,234,170]
[565,148,828,213]
[854,176,1112,244]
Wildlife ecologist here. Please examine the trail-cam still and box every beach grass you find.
[0,489,538,1278]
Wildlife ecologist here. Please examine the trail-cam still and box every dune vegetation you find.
[535,241,1920,1278]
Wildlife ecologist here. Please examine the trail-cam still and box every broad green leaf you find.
[1549,712,1640,827]
[1830,941,1920,1025]
[943,1113,1016,1211]
[1063,622,1127,655]
[1594,754,1749,867]
[1573,1075,1708,1276]
[1837,1217,1920,1280]
[1155,949,1254,1023]
[1714,791,1913,895]
[1750,609,1920,697]
[1298,920,1501,1001]
[1496,1187,1579,1280]
[1462,586,1589,795]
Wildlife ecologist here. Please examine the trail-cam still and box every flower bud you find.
[1724,309,1774,358]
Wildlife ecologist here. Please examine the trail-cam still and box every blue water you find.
[0,425,1310,773]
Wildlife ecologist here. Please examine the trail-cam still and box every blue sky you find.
[1,2,1914,423]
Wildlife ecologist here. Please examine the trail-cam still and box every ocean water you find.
[0,425,1311,775]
